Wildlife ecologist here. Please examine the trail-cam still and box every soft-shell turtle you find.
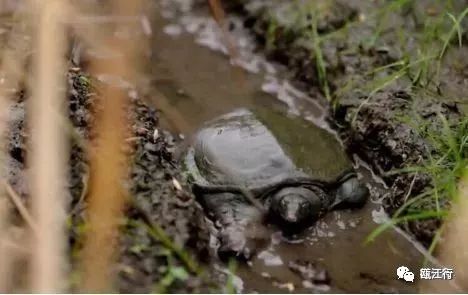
[184,108,368,258]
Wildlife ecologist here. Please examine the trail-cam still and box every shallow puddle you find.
[103,1,441,293]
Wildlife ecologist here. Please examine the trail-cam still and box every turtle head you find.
[270,187,322,230]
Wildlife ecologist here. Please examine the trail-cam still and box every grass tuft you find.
[367,115,467,246]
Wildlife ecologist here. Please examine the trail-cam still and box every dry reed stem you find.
[70,2,192,135]
[0,198,11,292]
[79,0,144,291]
[437,173,468,291]
[28,0,69,292]
[207,0,245,87]
[0,4,33,292]
[4,181,38,235]
[420,173,468,292]
[207,0,236,59]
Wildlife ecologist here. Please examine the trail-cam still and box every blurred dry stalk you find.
[441,173,468,289]
[0,2,33,292]
[70,2,191,135]
[76,0,144,291]
[0,198,11,292]
[4,181,38,235]
[28,0,69,292]
[207,0,234,57]
[207,0,245,87]
[0,0,19,16]
[420,171,468,292]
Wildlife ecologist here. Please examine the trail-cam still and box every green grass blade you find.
[439,8,468,59]
[365,210,448,244]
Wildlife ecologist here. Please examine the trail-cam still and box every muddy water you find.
[147,35,326,135]
[145,2,439,293]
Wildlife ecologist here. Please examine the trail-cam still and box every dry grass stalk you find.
[420,172,468,292]
[70,2,191,135]
[0,4,33,292]
[207,0,245,86]
[78,0,144,291]
[0,198,12,292]
[207,0,234,56]
[437,173,468,290]
[4,181,38,235]
[28,0,69,292]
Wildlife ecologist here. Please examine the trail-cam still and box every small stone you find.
[128,89,138,100]
[273,282,295,292]
[336,220,346,230]
[288,260,330,284]
[172,178,182,191]
[163,24,182,36]
[153,129,159,142]
[176,88,186,96]
[358,13,366,22]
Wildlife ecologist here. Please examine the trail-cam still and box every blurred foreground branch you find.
[0,2,33,292]
[207,0,245,87]
[28,0,69,292]
[420,170,468,292]
[78,0,144,291]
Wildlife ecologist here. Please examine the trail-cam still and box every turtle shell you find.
[185,108,353,196]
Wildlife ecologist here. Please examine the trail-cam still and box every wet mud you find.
[116,96,217,293]
[222,0,468,247]
[2,3,228,292]
[5,70,221,292]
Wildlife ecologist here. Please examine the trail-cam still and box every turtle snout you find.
[279,195,317,225]
[285,212,298,223]
[280,198,301,223]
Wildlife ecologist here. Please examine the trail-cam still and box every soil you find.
[223,0,467,247]
[5,68,225,293]
[116,90,218,293]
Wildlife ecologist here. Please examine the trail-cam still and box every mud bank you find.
[224,0,467,246]
[117,88,219,293]
[5,68,223,292]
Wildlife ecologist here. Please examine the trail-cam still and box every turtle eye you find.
[300,202,309,211]
[280,197,288,207]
